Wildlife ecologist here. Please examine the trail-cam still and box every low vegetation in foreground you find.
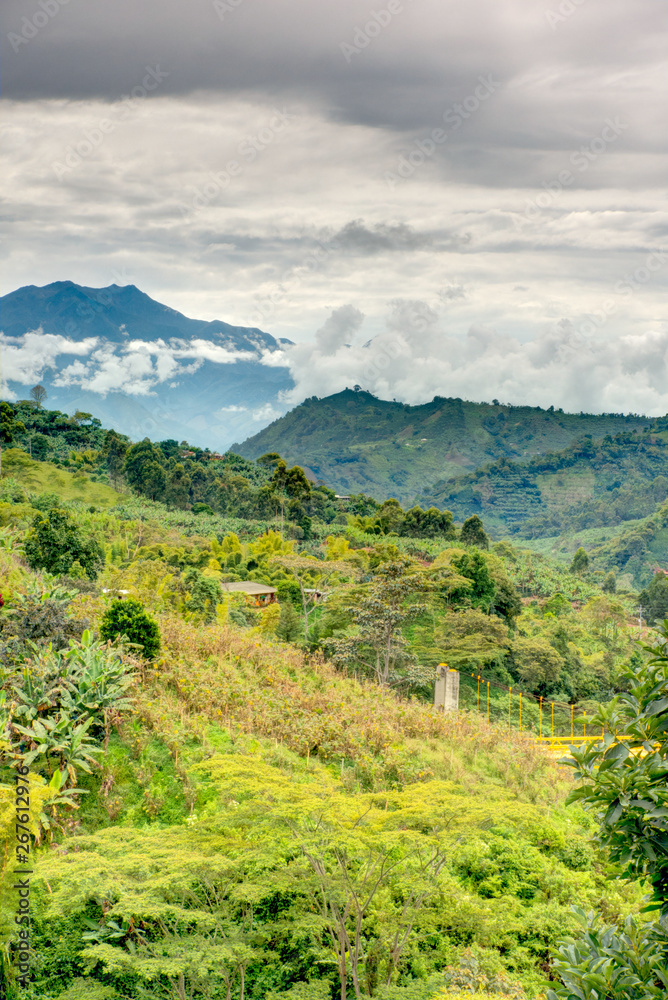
[1,399,667,998]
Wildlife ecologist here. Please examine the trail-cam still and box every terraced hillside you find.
[417,421,668,546]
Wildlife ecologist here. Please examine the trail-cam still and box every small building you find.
[220,581,278,607]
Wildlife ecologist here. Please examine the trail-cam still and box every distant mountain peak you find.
[0,280,294,450]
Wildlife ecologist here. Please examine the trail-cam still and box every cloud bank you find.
[280,303,668,416]
[0,329,262,398]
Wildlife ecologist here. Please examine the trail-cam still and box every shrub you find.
[24,507,104,580]
[0,592,88,667]
[99,599,160,659]
[56,978,118,999]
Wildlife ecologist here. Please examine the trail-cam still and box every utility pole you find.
[637,605,643,637]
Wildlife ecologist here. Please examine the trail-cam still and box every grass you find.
[1,448,124,507]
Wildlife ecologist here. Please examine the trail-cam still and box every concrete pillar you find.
[434,664,459,713]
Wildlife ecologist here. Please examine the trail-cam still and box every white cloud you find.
[251,403,282,423]
[277,303,668,416]
[0,330,98,394]
[0,330,268,398]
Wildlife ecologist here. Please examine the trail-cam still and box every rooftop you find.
[220,581,278,595]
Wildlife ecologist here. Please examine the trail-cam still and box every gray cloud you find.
[331,220,433,255]
[1,0,666,418]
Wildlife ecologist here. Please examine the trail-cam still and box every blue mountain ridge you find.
[0,281,294,449]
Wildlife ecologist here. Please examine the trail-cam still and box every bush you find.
[24,507,104,580]
[99,599,160,659]
[0,592,88,667]
[56,979,118,1000]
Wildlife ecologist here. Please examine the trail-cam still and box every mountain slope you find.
[0,281,293,448]
[235,388,653,504]
[417,421,668,539]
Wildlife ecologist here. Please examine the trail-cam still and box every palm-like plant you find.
[60,632,135,745]
[13,712,101,785]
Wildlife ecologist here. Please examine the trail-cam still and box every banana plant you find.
[11,644,74,721]
[59,631,135,743]
[37,766,89,839]
[13,712,102,785]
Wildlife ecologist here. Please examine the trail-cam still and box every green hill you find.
[234,389,653,505]
[0,448,124,508]
[417,422,668,545]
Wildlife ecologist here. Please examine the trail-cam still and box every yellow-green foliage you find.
[0,474,650,1000]
[1,449,123,507]
[140,614,564,798]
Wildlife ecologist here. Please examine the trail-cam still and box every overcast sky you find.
[2,0,667,414]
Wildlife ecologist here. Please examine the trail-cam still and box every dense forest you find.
[1,394,668,999]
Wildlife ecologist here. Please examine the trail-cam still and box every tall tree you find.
[329,558,427,687]
[30,384,47,407]
[569,546,590,576]
[460,514,490,549]
[24,507,104,580]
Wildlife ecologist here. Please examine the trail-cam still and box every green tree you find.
[24,507,104,580]
[460,515,489,549]
[601,571,617,594]
[164,462,191,508]
[0,402,25,445]
[399,505,456,539]
[377,499,404,534]
[548,623,668,998]
[275,599,301,643]
[0,402,26,478]
[328,558,427,687]
[123,439,166,499]
[434,608,509,671]
[102,430,128,487]
[639,573,668,626]
[512,636,563,690]
[99,598,160,659]
[183,569,221,622]
[569,547,590,576]
[449,550,496,612]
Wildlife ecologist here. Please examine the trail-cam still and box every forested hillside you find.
[417,421,668,543]
[234,389,652,505]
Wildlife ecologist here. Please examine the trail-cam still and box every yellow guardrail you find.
[537,735,603,756]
